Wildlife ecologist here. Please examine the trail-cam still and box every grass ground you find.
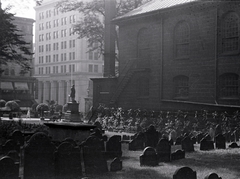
[86,132,240,179]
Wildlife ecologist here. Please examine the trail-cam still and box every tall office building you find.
[34,0,104,113]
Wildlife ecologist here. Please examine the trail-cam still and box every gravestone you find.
[175,136,183,145]
[228,142,239,148]
[223,131,231,143]
[144,125,159,148]
[169,129,177,143]
[54,142,82,178]
[173,166,197,179]
[215,134,226,149]
[191,136,197,144]
[82,136,108,174]
[129,132,145,151]
[200,137,214,151]
[156,138,171,162]
[0,156,19,179]
[230,132,235,142]
[171,150,185,161]
[2,139,20,154]
[61,138,77,146]
[181,136,194,152]
[110,157,122,172]
[215,124,222,137]
[204,173,222,179]
[196,133,204,143]
[106,135,122,158]
[122,135,130,141]
[140,147,158,166]
[7,150,20,163]
[11,130,24,146]
[24,132,56,179]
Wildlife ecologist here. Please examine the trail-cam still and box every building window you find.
[88,64,93,72]
[221,12,239,54]
[89,51,93,60]
[173,75,189,99]
[94,65,98,73]
[219,73,239,98]
[174,21,190,59]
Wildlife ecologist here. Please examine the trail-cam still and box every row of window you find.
[38,64,101,74]
[39,15,76,29]
[173,73,239,99]
[137,11,240,60]
[38,28,76,42]
[38,52,76,64]
[38,40,76,53]
[39,9,71,20]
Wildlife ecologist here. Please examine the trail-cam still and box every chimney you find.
[104,0,116,77]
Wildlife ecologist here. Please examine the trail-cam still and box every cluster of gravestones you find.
[0,128,123,179]
[173,166,222,179]
[127,125,240,167]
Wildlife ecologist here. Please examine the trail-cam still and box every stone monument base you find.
[64,101,82,122]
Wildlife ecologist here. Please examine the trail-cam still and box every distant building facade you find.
[0,15,36,108]
[34,0,104,113]
[92,0,240,111]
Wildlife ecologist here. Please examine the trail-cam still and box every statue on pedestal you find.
[70,85,76,102]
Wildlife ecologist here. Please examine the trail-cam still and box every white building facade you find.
[34,0,103,113]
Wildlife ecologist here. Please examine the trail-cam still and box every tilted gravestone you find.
[81,136,108,174]
[204,172,222,179]
[171,150,185,161]
[24,132,56,179]
[215,134,226,149]
[140,147,158,166]
[129,132,145,151]
[181,136,194,152]
[0,156,19,179]
[106,135,122,159]
[54,141,82,178]
[156,138,171,162]
[144,125,159,148]
[173,166,197,179]
[110,157,122,172]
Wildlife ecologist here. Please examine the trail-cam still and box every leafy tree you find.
[56,0,152,54]
[0,6,33,74]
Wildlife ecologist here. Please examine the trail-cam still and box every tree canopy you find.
[0,6,33,74]
[56,0,152,54]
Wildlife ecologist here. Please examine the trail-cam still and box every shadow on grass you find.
[86,166,170,179]
[170,148,240,174]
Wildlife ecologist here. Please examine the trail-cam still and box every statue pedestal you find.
[64,101,82,122]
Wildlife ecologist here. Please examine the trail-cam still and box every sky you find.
[1,0,36,19]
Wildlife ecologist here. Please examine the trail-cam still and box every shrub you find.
[36,103,49,117]
[55,104,63,112]
[5,100,20,112]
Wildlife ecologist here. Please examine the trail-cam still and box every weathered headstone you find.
[144,125,159,148]
[2,139,19,154]
[200,137,214,151]
[171,150,185,161]
[129,132,145,151]
[173,166,197,179]
[106,135,122,158]
[110,157,122,172]
[156,138,171,162]
[181,136,194,152]
[140,147,158,166]
[228,142,239,148]
[54,142,82,178]
[0,156,19,179]
[204,172,222,179]
[215,134,226,149]
[11,130,24,146]
[24,132,56,179]
[82,136,108,174]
